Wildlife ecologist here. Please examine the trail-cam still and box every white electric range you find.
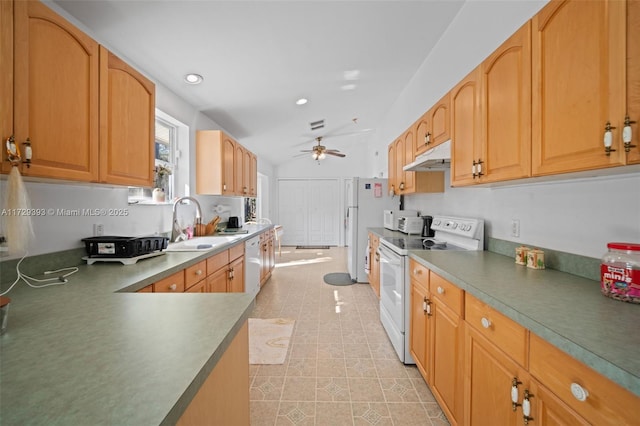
[378,215,484,363]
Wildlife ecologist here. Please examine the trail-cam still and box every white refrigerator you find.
[346,178,397,282]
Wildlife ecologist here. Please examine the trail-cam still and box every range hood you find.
[403,139,451,171]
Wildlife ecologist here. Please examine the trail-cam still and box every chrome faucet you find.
[171,196,203,242]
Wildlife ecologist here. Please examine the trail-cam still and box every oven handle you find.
[378,245,402,266]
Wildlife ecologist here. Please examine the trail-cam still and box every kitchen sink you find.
[165,235,244,252]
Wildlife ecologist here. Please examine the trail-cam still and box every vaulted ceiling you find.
[54,0,465,166]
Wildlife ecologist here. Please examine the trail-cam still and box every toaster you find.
[398,216,423,234]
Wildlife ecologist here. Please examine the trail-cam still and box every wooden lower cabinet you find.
[185,279,206,293]
[228,255,244,293]
[368,233,381,298]
[177,321,249,426]
[528,379,590,426]
[206,267,229,293]
[410,278,429,380]
[464,322,529,426]
[259,230,275,286]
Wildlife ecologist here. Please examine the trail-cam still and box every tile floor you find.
[249,247,449,426]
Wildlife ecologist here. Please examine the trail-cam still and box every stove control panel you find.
[431,216,482,238]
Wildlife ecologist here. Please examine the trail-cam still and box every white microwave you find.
[383,210,418,231]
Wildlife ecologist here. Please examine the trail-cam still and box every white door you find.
[278,179,340,246]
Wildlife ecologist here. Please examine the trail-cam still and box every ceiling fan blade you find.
[325,151,346,157]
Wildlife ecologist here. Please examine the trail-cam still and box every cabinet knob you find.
[169,283,177,291]
[570,383,589,402]
[413,268,421,275]
[195,269,203,276]
[437,286,445,295]
[481,317,491,329]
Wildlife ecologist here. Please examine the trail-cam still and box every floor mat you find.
[248,318,295,364]
[323,272,354,286]
[296,245,330,249]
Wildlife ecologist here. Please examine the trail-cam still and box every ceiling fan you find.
[300,136,346,160]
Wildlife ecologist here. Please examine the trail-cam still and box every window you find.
[128,110,187,204]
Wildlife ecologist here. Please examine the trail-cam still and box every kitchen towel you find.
[248,318,295,364]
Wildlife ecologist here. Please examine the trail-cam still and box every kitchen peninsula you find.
[0,226,272,425]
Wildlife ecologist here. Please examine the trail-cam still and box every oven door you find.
[379,244,405,332]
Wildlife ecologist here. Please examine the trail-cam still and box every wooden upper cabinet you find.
[531,0,627,176]
[99,47,155,186]
[480,20,532,183]
[430,93,450,148]
[450,67,481,186]
[402,128,416,193]
[414,111,431,156]
[242,149,252,196]
[387,143,397,195]
[0,1,12,174]
[235,142,245,195]
[222,135,236,195]
[249,151,258,197]
[11,0,99,180]
[394,137,405,193]
[627,0,640,164]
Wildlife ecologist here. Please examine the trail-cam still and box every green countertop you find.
[0,225,271,425]
[413,251,638,397]
[369,228,640,397]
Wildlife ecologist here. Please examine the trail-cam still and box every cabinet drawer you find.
[409,258,429,291]
[229,242,244,261]
[154,271,185,293]
[207,250,229,275]
[137,284,153,293]
[430,271,463,314]
[185,261,207,289]
[529,333,640,426]
[465,293,528,367]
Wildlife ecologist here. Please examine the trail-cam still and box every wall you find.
[365,0,640,260]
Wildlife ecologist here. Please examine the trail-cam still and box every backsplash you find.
[487,237,600,282]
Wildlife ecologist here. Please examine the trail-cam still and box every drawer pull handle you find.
[511,378,522,411]
[169,283,177,291]
[481,317,492,329]
[437,286,445,294]
[570,383,589,402]
[522,389,534,425]
[195,269,203,276]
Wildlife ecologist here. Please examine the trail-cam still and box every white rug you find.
[248,318,295,364]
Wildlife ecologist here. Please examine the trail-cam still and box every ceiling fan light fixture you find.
[296,98,308,105]
[184,73,203,85]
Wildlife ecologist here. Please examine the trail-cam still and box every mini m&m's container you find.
[600,242,640,304]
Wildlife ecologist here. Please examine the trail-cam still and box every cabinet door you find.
[229,256,244,293]
[235,143,245,196]
[99,47,154,186]
[528,379,590,426]
[414,111,431,156]
[430,93,451,147]
[464,324,528,426]
[410,281,429,380]
[481,21,531,183]
[387,143,397,195]
[13,0,99,181]
[402,129,416,193]
[0,0,12,174]
[185,279,207,293]
[394,137,405,193]
[251,152,258,196]
[222,135,236,195]
[242,148,251,196]
[431,300,463,424]
[369,235,380,298]
[627,0,640,164]
[532,0,626,175]
[260,240,269,285]
[451,67,481,186]
[207,267,228,293]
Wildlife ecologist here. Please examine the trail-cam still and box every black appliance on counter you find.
[82,236,168,258]
[421,215,434,237]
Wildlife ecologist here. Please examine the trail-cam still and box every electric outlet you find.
[511,219,520,238]
[93,223,104,237]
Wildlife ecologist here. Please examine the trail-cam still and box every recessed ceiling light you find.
[296,98,308,105]
[184,73,203,84]
[341,84,357,91]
